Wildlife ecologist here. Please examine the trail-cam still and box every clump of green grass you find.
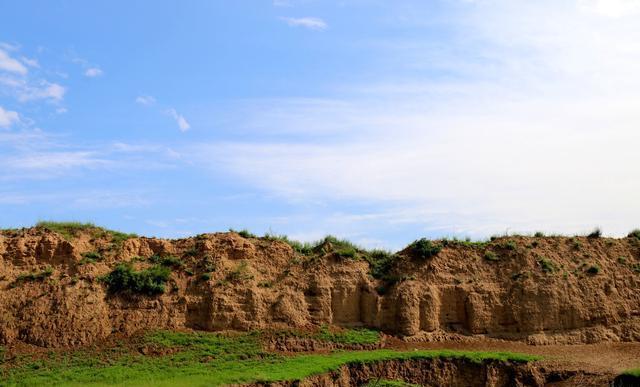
[618,256,627,264]
[36,221,137,247]
[263,233,315,255]
[12,266,54,287]
[79,251,102,265]
[502,240,517,250]
[101,264,171,296]
[537,257,557,273]
[229,228,257,239]
[148,255,184,269]
[0,330,541,386]
[483,251,499,262]
[570,237,582,250]
[199,273,211,281]
[225,261,253,283]
[36,221,97,240]
[407,238,441,260]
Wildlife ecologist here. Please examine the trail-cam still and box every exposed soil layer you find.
[1,227,640,349]
[249,358,612,387]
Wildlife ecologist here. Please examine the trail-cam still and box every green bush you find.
[408,238,441,260]
[200,273,211,281]
[628,229,640,239]
[101,264,171,295]
[538,257,557,273]
[79,251,102,264]
[503,240,517,250]
[148,254,184,268]
[484,251,500,262]
[586,265,600,275]
[364,250,396,280]
[13,266,54,286]
[587,228,602,238]
[534,231,545,237]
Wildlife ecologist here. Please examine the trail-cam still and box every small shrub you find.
[632,264,640,273]
[570,238,581,250]
[586,265,600,275]
[534,231,545,238]
[587,228,602,238]
[503,240,517,250]
[408,238,441,260]
[101,264,171,296]
[79,251,102,265]
[538,257,557,273]
[183,247,199,257]
[627,229,640,239]
[618,256,627,264]
[200,273,212,281]
[484,251,499,262]
[531,240,540,248]
[226,261,253,283]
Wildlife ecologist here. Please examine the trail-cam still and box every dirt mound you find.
[1,226,640,348]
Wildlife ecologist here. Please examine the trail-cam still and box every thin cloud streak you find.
[280,17,327,30]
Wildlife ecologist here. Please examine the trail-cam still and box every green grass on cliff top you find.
[0,330,540,387]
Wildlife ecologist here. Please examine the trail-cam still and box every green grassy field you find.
[0,330,540,387]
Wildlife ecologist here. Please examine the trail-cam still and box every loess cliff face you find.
[1,227,640,348]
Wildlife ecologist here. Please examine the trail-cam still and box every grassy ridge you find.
[0,331,540,387]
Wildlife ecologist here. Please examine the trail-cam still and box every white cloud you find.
[280,17,328,30]
[84,67,103,77]
[135,95,156,106]
[56,107,68,114]
[15,80,65,102]
[0,49,28,74]
[578,0,640,17]
[189,1,640,237]
[20,56,39,68]
[0,106,20,128]
[166,108,190,132]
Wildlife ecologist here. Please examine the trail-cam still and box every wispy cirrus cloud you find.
[280,17,327,30]
[166,108,190,132]
[0,106,20,128]
[0,48,27,74]
[135,95,156,106]
[84,67,103,77]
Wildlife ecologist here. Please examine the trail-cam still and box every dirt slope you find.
[1,227,639,348]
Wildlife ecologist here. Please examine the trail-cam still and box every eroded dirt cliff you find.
[1,226,639,348]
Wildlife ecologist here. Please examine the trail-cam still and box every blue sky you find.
[1,0,640,250]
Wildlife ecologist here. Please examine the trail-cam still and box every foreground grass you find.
[0,331,540,387]
[622,368,640,377]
